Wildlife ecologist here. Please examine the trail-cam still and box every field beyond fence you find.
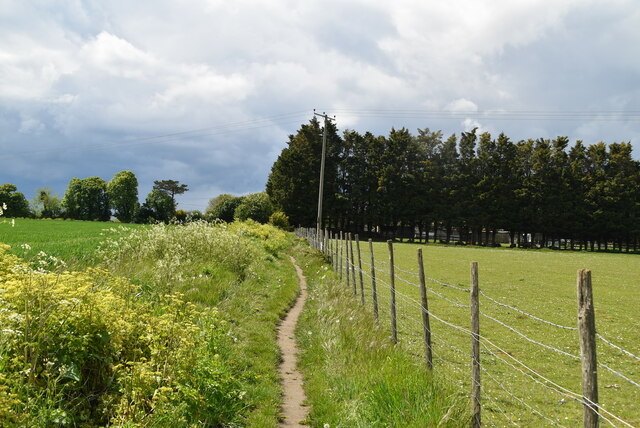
[300,228,640,427]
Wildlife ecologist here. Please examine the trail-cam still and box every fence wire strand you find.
[308,231,637,428]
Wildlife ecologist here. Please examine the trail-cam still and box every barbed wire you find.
[480,290,577,330]
[482,386,519,427]
[481,365,568,427]
[597,334,640,361]
[480,312,580,360]
[306,230,637,427]
[392,287,633,427]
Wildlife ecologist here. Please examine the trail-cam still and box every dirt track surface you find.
[277,257,309,427]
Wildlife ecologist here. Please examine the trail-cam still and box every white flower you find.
[11,219,15,227]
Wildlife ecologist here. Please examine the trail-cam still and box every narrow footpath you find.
[277,257,309,427]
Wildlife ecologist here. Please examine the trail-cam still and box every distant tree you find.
[234,192,274,223]
[30,187,62,218]
[188,210,204,221]
[206,194,244,222]
[0,184,30,217]
[138,189,174,223]
[153,180,188,208]
[266,117,341,226]
[107,171,139,223]
[62,177,110,221]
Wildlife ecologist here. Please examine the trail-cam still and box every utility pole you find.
[314,110,335,248]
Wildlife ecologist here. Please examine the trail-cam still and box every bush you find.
[0,244,245,426]
[268,211,290,230]
[206,194,244,222]
[233,192,274,224]
[175,209,188,222]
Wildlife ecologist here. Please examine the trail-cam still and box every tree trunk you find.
[433,221,438,243]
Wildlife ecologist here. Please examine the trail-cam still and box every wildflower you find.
[11,219,14,227]
[20,243,31,250]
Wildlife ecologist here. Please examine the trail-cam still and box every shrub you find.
[233,192,274,224]
[268,211,291,230]
[0,245,245,426]
[206,194,244,222]
[175,209,188,222]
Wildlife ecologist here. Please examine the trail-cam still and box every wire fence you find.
[299,227,639,427]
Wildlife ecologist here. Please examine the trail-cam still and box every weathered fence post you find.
[331,232,337,271]
[323,228,327,254]
[349,234,357,296]
[470,261,481,428]
[345,233,351,289]
[369,238,379,322]
[577,269,599,428]
[356,234,365,305]
[388,240,397,344]
[339,231,343,280]
[417,248,433,370]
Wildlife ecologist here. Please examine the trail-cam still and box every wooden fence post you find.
[331,232,337,272]
[470,261,481,428]
[417,248,433,370]
[577,269,599,428]
[349,234,357,296]
[369,239,379,322]
[339,231,343,280]
[323,228,327,254]
[345,233,351,289]
[356,234,365,305]
[388,240,397,344]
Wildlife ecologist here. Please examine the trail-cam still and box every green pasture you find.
[0,218,142,268]
[328,238,640,427]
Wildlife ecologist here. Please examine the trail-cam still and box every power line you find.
[0,111,311,160]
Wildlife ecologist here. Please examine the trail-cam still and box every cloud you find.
[0,0,638,210]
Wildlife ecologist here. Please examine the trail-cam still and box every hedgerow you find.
[0,245,245,426]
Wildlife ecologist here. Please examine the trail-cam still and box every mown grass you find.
[0,219,301,426]
[0,218,142,268]
[328,238,640,426]
[296,244,468,427]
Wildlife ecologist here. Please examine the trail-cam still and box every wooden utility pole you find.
[314,110,335,246]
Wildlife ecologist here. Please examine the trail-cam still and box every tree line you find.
[267,118,640,251]
[0,172,190,224]
[1,174,290,227]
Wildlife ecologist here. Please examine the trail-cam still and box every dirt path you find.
[277,257,309,427]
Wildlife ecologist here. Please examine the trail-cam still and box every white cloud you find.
[446,98,479,112]
[0,0,638,210]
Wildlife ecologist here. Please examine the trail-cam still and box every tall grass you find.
[0,219,299,426]
[296,246,467,427]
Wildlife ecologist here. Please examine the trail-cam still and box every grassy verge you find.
[0,220,300,426]
[296,244,467,427]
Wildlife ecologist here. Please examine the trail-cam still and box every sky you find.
[1,0,639,212]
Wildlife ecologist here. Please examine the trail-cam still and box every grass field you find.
[0,218,142,268]
[327,237,640,427]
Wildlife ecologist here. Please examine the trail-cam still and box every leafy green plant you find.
[268,211,291,230]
